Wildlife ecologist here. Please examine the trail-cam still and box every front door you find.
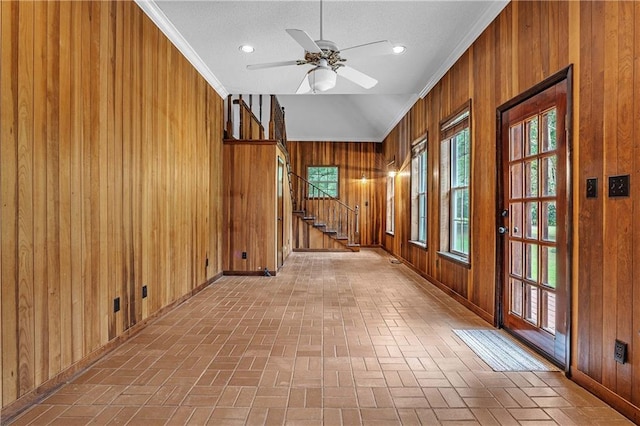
[498,72,570,367]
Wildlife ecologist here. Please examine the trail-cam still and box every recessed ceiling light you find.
[392,45,406,55]
[239,45,255,53]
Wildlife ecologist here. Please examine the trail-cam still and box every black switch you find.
[142,285,148,299]
[114,297,121,313]
[586,178,598,198]
[609,175,630,197]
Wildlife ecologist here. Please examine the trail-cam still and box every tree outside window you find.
[450,128,470,256]
[439,101,471,263]
[410,138,427,246]
[386,174,395,234]
[307,166,338,198]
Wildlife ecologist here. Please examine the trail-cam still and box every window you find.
[410,137,427,245]
[386,173,395,234]
[440,101,471,262]
[307,166,338,198]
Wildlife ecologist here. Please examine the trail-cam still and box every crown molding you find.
[377,94,420,142]
[134,0,229,98]
[418,0,509,99]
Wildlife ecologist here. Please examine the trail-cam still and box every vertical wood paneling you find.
[45,0,61,377]
[223,142,278,273]
[1,1,4,407]
[380,0,640,419]
[1,0,19,404]
[80,0,94,356]
[32,1,48,388]
[470,26,496,314]
[601,0,619,391]
[614,0,633,401]
[1,0,224,411]
[632,2,640,408]
[69,0,84,363]
[17,0,35,396]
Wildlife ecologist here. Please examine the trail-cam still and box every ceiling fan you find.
[246,1,395,94]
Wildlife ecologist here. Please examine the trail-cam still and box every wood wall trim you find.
[386,248,494,325]
[571,369,640,424]
[223,271,277,276]
[223,138,278,145]
[132,0,228,97]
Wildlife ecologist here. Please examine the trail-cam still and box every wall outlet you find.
[114,297,121,313]
[242,251,247,259]
[614,339,627,364]
[142,285,148,299]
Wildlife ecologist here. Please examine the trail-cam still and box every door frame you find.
[495,65,573,371]
[277,156,285,269]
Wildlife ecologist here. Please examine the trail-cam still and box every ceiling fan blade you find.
[337,66,378,89]
[295,72,311,94]
[286,29,322,53]
[246,60,300,70]
[339,40,393,60]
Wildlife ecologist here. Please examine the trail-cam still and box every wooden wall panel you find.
[381,0,640,420]
[223,141,277,274]
[1,0,224,411]
[287,141,384,247]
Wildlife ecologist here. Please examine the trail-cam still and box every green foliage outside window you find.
[308,166,338,198]
[451,128,470,256]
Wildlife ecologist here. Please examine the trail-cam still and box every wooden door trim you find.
[495,65,573,371]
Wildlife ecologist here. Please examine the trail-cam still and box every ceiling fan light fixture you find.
[308,63,337,92]
[392,45,406,55]
[239,44,255,53]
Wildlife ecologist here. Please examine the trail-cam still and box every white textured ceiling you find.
[144,0,508,142]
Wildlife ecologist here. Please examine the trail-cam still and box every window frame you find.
[439,101,472,266]
[306,165,339,199]
[386,173,395,235]
[409,135,428,248]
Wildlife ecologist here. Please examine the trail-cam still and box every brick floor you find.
[9,249,630,425]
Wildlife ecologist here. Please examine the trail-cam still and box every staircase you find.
[288,171,360,252]
[246,94,360,252]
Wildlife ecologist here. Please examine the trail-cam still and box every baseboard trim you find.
[0,272,223,423]
[382,248,494,325]
[223,270,276,276]
[570,369,640,424]
[292,248,350,252]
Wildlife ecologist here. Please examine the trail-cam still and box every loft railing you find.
[289,171,360,246]
[269,95,286,146]
[227,94,265,139]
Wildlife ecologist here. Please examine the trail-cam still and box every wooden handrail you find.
[289,171,357,212]
[288,170,360,245]
[233,96,264,139]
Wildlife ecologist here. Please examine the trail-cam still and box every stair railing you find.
[289,171,360,246]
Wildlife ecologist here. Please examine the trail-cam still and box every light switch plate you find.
[586,178,597,198]
[609,175,630,197]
